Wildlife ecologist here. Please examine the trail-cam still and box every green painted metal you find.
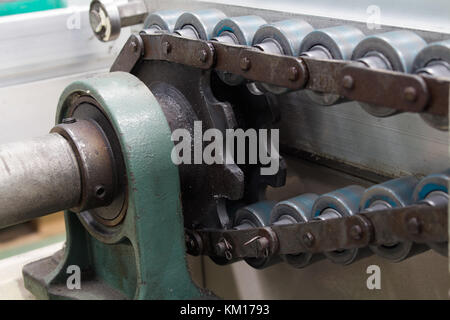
[0,0,67,17]
[22,72,206,299]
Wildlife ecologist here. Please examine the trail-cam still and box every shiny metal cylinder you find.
[174,9,227,40]
[300,26,364,106]
[352,31,426,117]
[0,133,81,228]
[312,185,367,265]
[270,193,322,268]
[234,201,281,269]
[360,176,428,262]
[413,40,450,131]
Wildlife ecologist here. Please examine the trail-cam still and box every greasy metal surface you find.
[51,119,116,214]
[68,100,128,231]
[110,34,144,72]
[23,72,207,299]
[0,133,81,228]
[196,227,279,259]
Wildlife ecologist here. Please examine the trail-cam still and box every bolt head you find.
[350,224,363,240]
[407,217,422,235]
[404,86,417,102]
[240,57,251,71]
[302,232,315,247]
[342,75,354,89]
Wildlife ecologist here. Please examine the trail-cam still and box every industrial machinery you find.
[0,0,449,299]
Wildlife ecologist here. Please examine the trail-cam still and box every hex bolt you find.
[407,217,422,235]
[199,49,208,63]
[288,66,299,81]
[302,232,315,248]
[162,41,172,55]
[62,117,77,124]
[404,86,417,102]
[342,75,354,90]
[240,57,251,71]
[350,224,363,240]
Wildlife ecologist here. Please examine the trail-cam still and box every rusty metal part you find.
[340,65,430,113]
[420,75,450,116]
[237,49,308,89]
[301,57,348,94]
[128,32,450,116]
[363,204,447,245]
[142,33,215,69]
[190,204,447,259]
[64,97,128,229]
[276,214,373,254]
[51,119,116,213]
[194,227,279,259]
[110,34,144,72]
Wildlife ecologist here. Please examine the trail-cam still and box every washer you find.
[360,176,427,262]
[174,9,226,40]
[212,15,267,86]
[352,31,426,117]
[300,25,364,106]
[412,40,450,131]
[412,170,450,256]
[311,185,366,265]
[270,193,321,268]
[234,201,281,269]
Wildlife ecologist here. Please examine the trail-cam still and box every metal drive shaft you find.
[0,133,81,228]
